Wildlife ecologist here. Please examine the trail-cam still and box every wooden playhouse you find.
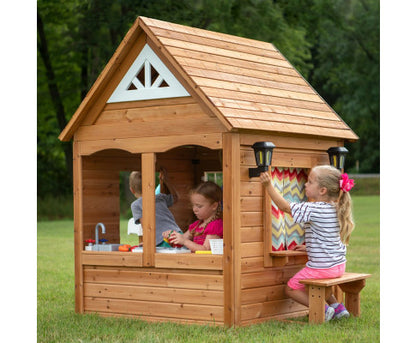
[59,16,358,326]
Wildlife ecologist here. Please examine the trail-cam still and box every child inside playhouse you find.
[260,165,355,321]
[129,168,182,247]
[163,181,223,252]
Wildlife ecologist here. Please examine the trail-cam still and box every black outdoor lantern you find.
[249,142,276,178]
[327,146,349,171]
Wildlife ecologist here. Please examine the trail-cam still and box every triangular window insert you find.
[107,44,189,103]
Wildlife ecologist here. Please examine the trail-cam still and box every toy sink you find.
[92,244,122,252]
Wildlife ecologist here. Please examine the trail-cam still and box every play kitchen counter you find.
[81,250,223,270]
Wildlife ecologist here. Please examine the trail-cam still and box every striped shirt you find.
[290,202,346,269]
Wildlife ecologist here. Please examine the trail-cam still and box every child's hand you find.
[259,172,271,186]
[162,230,172,239]
[159,167,168,183]
[169,232,185,245]
[294,244,306,251]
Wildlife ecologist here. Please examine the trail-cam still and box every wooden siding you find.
[75,97,225,155]
[237,137,313,325]
[83,266,224,324]
[140,17,358,141]
[77,98,223,142]
[82,167,120,245]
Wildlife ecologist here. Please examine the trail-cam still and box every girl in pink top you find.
[163,181,223,252]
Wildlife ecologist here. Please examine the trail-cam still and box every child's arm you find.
[159,168,179,203]
[259,172,291,214]
[169,231,206,251]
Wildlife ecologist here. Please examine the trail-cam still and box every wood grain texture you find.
[60,16,357,142]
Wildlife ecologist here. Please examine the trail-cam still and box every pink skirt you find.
[287,263,346,290]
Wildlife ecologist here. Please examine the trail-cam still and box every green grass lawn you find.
[37,196,379,342]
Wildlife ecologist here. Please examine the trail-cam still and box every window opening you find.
[204,171,223,188]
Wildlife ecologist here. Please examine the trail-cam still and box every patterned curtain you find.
[271,167,308,250]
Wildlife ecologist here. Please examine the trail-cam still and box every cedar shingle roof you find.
[59,16,358,141]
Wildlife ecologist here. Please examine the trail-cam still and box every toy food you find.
[118,244,131,252]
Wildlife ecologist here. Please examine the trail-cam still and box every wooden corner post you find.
[73,141,84,313]
[263,169,273,267]
[142,153,156,267]
[223,133,241,327]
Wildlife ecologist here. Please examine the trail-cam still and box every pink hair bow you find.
[340,173,355,192]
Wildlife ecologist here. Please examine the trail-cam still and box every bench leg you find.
[308,285,332,323]
[333,285,344,303]
[339,279,366,317]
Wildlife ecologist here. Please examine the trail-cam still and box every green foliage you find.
[37,195,379,342]
[308,0,380,172]
[37,0,380,198]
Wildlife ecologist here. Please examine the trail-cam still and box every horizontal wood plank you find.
[219,107,347,130]
[240,242,264,258]
[240,211,263,227]
[239,309,309,326]
[240,181,263,197]
[76,133,223,155]
[270,250,308,257]
[82,252,143,267]
[84,297,224,321]
[142,17,275,52]
[96,103,209,125]
[211,97,335,120]
[240,196,262,213]
[102,96,196,111]
[229,117,357,141]
[148,26,281,60]
[158,36,291,69]
[83,268,224,290]
[84,283,223,305]
[177,56,306,86]
[155,254,223,270]
[77,117,224,142]
[239,133,341,151]
[300,272,371,287]
[185,67,314,94]
[240,148,328,170]
[167,46,298,77]
[241,257,266,273]
[240,227,263,243]
[240,298,306,321]
[241,270,284,289]
[193,77,322,103]
[96,311,224,326]
[202,86,331,112]
[241,284,286,305]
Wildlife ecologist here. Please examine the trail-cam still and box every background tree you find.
[37,0,379,198]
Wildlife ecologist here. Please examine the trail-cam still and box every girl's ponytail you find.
[337,190,354,245]
[313,166,355,245]
[337,173,355,244]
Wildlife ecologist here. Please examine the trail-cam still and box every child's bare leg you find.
[285,285,309,307]
[326,294,338,305]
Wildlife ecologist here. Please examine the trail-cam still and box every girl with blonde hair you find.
[260,165,355,321]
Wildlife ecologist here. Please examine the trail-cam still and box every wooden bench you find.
[300,272,371,323]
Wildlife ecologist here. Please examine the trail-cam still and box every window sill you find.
[268,250,308,267]
[270,250,307,257]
